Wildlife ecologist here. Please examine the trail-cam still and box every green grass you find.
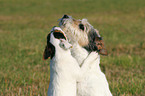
[0,0,145,95]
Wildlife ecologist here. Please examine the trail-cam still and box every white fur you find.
[59,16,112,96]
[72,44,112,96]
[47,27,98,96]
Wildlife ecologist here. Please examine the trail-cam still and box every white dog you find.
[43,27,98,96]
[59,15,112,96]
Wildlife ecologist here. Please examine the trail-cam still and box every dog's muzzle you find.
[59,15,70,25]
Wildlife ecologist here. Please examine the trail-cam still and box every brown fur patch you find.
[95,37,108,55]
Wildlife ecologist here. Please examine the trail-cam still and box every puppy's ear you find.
[43,44,51,60]
[43,33,52,60]
[95,37,108,56]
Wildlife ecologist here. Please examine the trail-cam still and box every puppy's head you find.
[43,26,72,60]
[59,15,108,55]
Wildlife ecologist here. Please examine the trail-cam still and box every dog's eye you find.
[79,24,84,31]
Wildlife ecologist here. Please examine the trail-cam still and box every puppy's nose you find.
[63,15,69,18]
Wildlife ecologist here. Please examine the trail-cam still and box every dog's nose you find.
[63,15,69,19]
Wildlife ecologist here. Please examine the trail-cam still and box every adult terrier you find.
[59,15,112,96]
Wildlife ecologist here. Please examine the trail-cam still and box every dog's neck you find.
[70,43,89,66]
[54,46,71,59]
[71,43,101,72]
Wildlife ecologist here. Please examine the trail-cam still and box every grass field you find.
[0,0,145,95]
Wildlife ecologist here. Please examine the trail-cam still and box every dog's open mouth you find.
[53,30,67,40]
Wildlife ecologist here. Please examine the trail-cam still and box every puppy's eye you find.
[79,24,84,31]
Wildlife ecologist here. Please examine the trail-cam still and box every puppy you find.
[43,27,98,96]
[59,15,112,96]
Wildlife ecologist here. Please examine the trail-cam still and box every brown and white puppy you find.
[59,15,112,96]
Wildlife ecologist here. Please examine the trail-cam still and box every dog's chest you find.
[51,53,78,75]
[70,44,89,66]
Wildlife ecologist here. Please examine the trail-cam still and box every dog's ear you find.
[43,33,53,60]
[43,44,51,60]
[43,42,55,60]
[95,37,108,56]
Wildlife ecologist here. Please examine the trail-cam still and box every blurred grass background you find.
[0,0,145,95]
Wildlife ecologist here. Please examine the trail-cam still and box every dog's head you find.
[59,15,108,55]
[43,26,72,60]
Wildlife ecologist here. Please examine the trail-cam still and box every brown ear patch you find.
[95,37,108,55]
